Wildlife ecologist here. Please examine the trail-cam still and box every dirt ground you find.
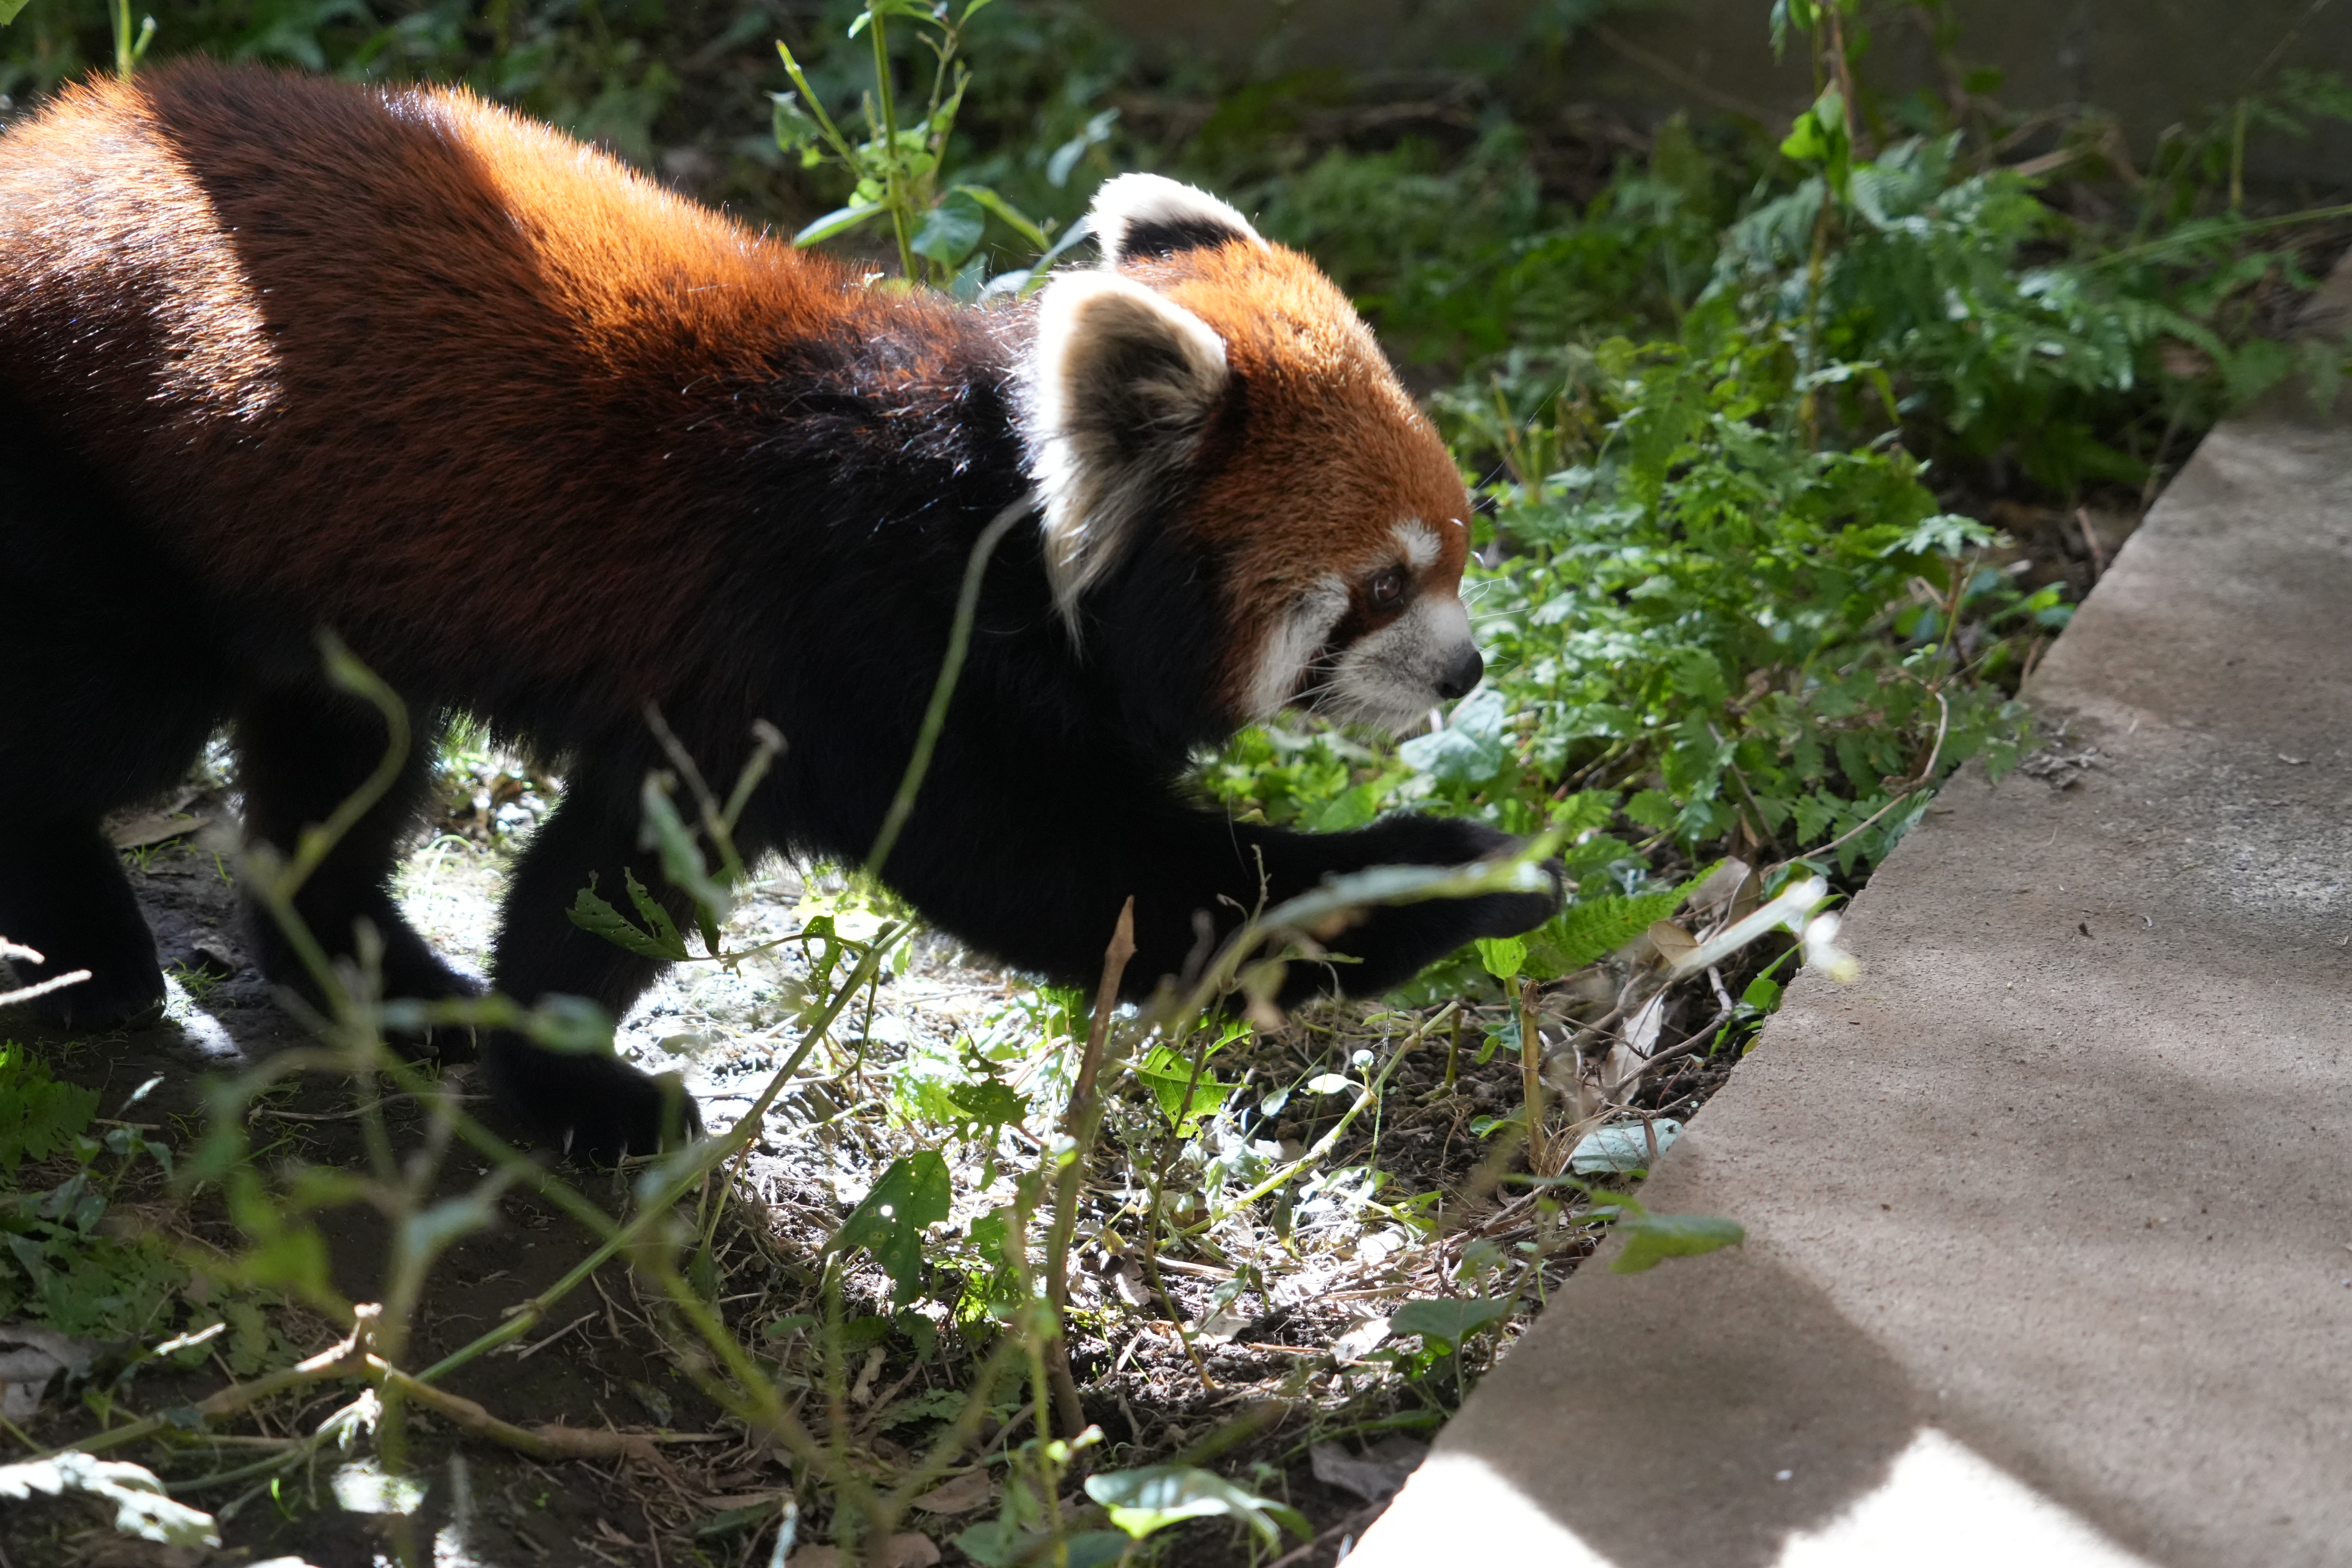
[6,782,1690,1568]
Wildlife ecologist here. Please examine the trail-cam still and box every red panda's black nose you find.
[1435,646,1484,701]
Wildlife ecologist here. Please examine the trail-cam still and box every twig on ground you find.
[1265,1501,1381,1568]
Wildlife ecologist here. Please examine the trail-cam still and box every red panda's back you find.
[0,61,878,695]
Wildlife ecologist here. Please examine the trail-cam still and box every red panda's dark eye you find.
[1369,568,1405,607]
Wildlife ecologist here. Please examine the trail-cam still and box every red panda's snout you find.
[1024,173,1487,738]
[1302,523,1486,731]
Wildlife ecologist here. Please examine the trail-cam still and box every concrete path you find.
[1350,376,2352,1558]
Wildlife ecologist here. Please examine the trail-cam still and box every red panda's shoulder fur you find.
[0,61,998,704]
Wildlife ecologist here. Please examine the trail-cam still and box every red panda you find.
[0,61,1557,1159]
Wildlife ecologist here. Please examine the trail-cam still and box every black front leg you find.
[1245,813,1562,1004]
[867,740,1558,1006]
[484,760,708,1162]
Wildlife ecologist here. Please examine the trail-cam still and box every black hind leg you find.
[0,822,166,1029]
[0,394,223,1030]
[234,686,475,1017]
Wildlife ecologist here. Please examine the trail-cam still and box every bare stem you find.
[866,497,1031,878]
[1044,899,1136,1436]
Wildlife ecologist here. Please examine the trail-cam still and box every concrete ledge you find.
[1349,384,2352,1562]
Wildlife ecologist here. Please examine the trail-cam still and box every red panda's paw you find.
[1278,816,1564,1003]
[480,1035,702,1165]
[20,968,167,1033]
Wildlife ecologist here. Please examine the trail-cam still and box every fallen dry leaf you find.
[1646,920,1698,966]
[790,1535,938,1568]
[910,1468,993,1514]
[0,1324,94,1421]
[848,1346,884,1406]
[1110,1258,1155,1308]
[1310,1436,1429,1505]
[107,812,212,849]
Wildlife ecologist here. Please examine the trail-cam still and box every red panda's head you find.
[1024,175,1482,736]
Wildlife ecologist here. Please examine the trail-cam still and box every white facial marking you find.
[1394,519,1441,571]
[1026,272,1230,634]
[1245,576,1349,720]
[1326,593,1480,732]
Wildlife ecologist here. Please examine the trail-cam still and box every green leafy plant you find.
[1084,1464,1308,1554]
[0,1045,209,1345]
[1387,1294,1512,1348]
[833,1151,953,1306]
[0,1040,99,1175]
[1595,1190,1747,1274]
[775,0,1078,290]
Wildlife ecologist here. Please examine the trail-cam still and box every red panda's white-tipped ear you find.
[1028,271,1230,628]
[1089,173,1265,268]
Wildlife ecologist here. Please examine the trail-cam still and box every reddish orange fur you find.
[1126,244,1474,711]
[1,63,990,702]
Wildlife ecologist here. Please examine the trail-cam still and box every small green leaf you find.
[833,1153,953,1305]
[1396,688,1511,784]
[1388,1295,1511,1347]
[877,1386,965,1429]
[951,184,1053,252]
[1474,935,1525,980]
[1612,1212,1746,1273]
[1046,108,1120,188]
[1058,1532,1133,1568]
[770,92,822,158]
[845,0,930,38]
[638,777,732,927]
[1085,1465,1308,1546]
[622,867,686,951]
[1535,890,1683,975]
[0,1045,101,1175]
[794,201,888,247]
[1134,1047,1230,1133]
[912,190,988,267]
[954,1521,1026,1567]
[1624,788,1680,830]
[568,876,689,962]
[945,1078,1029,1135]
[1303,777,1389,831]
